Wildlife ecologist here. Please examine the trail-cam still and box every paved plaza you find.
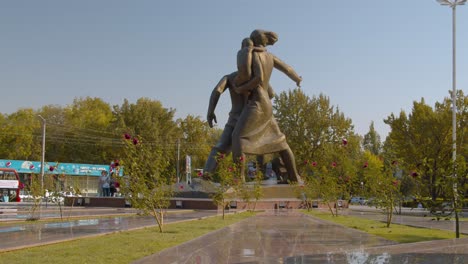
[135,210,468,264]
[2,204,468,263]
[0,206,216,252]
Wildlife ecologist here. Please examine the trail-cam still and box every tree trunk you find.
[327,202,335,217]
[152,208,164,233]
[222,199,225,220]
[335,200,339,216]
[431,174,437,201]
[386,203,393,228]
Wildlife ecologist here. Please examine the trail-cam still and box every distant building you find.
[0,159,122,196]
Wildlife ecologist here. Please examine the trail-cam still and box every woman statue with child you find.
[230,29,303,183]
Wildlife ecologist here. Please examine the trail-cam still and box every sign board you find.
[0,159,123,177]
[0,180,19,189]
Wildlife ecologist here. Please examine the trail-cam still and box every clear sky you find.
[1,1,466,138]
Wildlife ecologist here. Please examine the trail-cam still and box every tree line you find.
[0,90,466,206]
[0,97,216,174]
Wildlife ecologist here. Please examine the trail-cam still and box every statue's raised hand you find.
[207,112,217,128]
[296,76,302,88]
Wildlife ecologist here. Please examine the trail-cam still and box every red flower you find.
[228,167,234,172]
[411,171,419,178]
[331,162,337,168]
[391,160,398,166]
[363,162,368,168]
[219,153,225,159]
[342,138,348,146]
[124,133,131,140]
[49,166,55,172]
[392,180,399,186]
[179,185,184,190]
[132,137,139,145]
[239,156,244,162]
[311,161,317,167]
[304,160,309,165]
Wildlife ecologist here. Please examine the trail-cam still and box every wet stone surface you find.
[134,210,468,264]
[0,210,215,251]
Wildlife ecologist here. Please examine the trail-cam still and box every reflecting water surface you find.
[134,211,468,264]
[0,210,215,251]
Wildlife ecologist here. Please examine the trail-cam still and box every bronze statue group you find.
[204,29,302,184]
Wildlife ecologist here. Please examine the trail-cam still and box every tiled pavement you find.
[2,204,468,263]
[134,210,468,263]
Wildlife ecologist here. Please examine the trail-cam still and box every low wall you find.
[213,199,348,210]
[64,197,348,210]
[64,197,127,207]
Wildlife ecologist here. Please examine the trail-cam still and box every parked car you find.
[350,197,367,205]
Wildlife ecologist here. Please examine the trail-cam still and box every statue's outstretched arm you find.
[273,55,302,87]
[207,74,231,128]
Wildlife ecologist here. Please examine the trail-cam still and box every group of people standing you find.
[204,29,302,183]
[99,170,120,197]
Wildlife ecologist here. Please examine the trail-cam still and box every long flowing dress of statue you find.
[232,30,302,182]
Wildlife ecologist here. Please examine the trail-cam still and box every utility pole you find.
[38,115,46,193]
[177,138,180,183]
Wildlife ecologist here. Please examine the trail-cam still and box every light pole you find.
[437,0,465,238]
[37,115,46,193]
[176,138,180,183]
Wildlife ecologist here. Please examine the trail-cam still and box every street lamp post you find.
[177,138,180,183]
[437,0,465,238]
[38,115,46,193]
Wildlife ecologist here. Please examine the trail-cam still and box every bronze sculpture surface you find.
[204,38,268,175]
[205,30,302,183]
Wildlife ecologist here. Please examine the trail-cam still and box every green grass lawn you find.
[0,211,256,264]
[303,209,465,243]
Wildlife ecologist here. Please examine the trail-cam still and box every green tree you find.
[113,98,179,178]
[176,115,213,173]
[384,95,465,201]
[60,97,115,164]
[273,89,357,176]
[0,109,41,160]
[316,165,342,216]
[112,98,178,142]
[363,121,382,155]
[37,105,68,163]
[27,174,43,220]
[120,135,174,233]
[360,151,399,227]
[211,153,237,219]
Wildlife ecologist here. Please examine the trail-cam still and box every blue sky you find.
[1,1,466,138]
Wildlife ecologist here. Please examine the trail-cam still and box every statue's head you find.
[241,37,254,49]
[250,29,278,47]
